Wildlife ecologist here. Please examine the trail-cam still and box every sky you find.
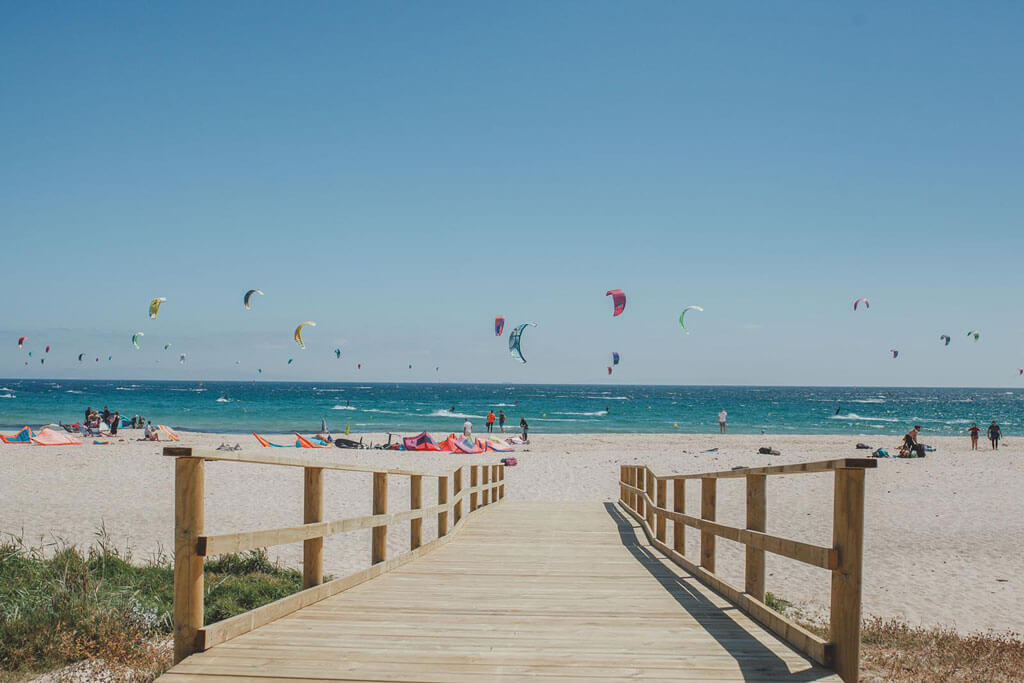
[1,1,1022,386]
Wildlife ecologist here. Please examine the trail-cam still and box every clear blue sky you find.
[2,1,1022,385]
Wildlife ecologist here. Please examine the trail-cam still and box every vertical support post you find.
[645,469,655,531]
[371,472,388,565]
[453,467,463,524]
[491,464,500,501]
[302,467,324,589]
[635,467,644,517]
[410,474,423,550]
[831,468,865,683]
[700,478,717,573]
[745,474,766,600]
[173,455,204,664]
[498,465,505,500]
[655,478,667,543]
[437,475,449,537]
[620,465,627,504]
[673,479,685,555]
[470,465,479,512]
[482,465,490,505]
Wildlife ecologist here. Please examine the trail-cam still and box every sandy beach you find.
[2,429,1021,636]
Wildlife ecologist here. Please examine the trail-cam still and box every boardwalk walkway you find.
[162,501,839,681]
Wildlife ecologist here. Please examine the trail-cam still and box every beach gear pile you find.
[401,431,514,453]
[253,432,332,448]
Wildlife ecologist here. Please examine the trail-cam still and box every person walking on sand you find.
[520,417,529,441]
[463,417,473,438]
[498,410,506,433]
[987,421,1002,450]
[718,408,728,434]
[486,410,496,433]
[967,423,980,450]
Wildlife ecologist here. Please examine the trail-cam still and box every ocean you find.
[0,380,1017,436]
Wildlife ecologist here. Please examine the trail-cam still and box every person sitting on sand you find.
[143,421,159,441]
[967,423,980,450]
[988,421,1002,450]
[903,425,926,457]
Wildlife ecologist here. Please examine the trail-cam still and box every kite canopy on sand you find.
[679,306,703,334]
[244,289,264,310]
[294,321,316,349]
[508,322,537,363]
[853,297,869,311]
[605,289,626,317]
[149,297,167,319]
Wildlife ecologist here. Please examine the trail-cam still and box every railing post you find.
[470,465,479,512]
[634,467,644,517]
[498,465,505,500]
[655,478,667,543]
[302,467,324,589]
[437,475,449,537]
[645,469,655,531]
[453,467,463,524]
[745,474,766,601]
[700,478,717,573]
[673,479,685,555]
[831,468,865,683]
[482,465,490,505]
[173,453,204,664]
[372,472,388,565]
[410,474,423,550]
[491,464,500,501]
[620,465,627,504]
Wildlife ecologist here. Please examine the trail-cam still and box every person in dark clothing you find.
[101,406,111,424]
[110,412,120,435]
[903,425,926,457]
[967,423,980,450]
[520,417,529,441]
[498,410,506,433]
[987,421,1002,450]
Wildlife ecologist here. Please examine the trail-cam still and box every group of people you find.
[80,405,160,440]
[463,410,529,441]
[967,421,1002,450]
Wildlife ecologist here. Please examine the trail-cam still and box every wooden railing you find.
[619,458,875,683]
[165,446,506,664]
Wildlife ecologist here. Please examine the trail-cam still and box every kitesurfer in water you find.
[498,410,506,433]
[718,409,728,434]
[835,406,841,415]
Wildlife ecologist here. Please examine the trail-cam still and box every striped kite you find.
[495,316,505,336]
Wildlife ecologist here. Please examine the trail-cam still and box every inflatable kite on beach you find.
[853,298,869,311]
[509,322,537,363]
[294,321,316,349]
[679,306,703,334]
[605,290,626,317]
[612,351,620,365]
[890,349,899,359]
[148,297,167,319]
[967,330,980,341]
[17,337,26,349]
[940,335,951,346]
[495,316,505,336]
[243,289,264,310]
[132,332,144,349]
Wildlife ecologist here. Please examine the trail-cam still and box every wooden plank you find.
[437,475,448,538]
[173,456,204,664]
[303,467,324,589]
[372,472,387,565]
[700,478,716,573]
[410,474,423,550]
[830,468,865,681]
[162,446,459,478]
[745,474,766,601]
[673,479,685,555]
[656,458,877,481]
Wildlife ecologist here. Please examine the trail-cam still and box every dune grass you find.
[0,529,303,681]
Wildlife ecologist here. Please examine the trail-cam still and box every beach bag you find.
[501,457,517,467]
[872,448,889,458]
[855,443,871,450]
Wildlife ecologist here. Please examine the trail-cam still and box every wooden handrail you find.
[619,459,870,683]
[169,447,506,664]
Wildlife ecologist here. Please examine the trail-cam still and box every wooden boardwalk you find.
[162,501,839,682]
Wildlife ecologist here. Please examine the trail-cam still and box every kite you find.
[495,316,505,336]
[357,363,362,370]
[679,306,704,334]
[940,335,951,346]
[408,364,413,370]
[1019,369,1023,376]
[17,336,26,348]
[28,352,32,357]
[288,358,294,365]
[132,332,144,349]
[179,354,186,364]
[258,368,263,374]
[164,343,172,350]
[78,353,84,362]
[967,330,980,341]
[40,358,44,365]
[605,289,626,317]
[107,355,112,361]
[612,351,620,365]
[508,322,537,363]
[243,289,264,310]
[294,321,316,349]
[607,366,613,375]
[45,345,50,353]
[853,298,869,311]
[148,297,167,319]
[890,349,899,359]
[334,348,342,359]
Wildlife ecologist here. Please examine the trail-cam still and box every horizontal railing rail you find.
[167,447,505,664]
[619,458,874,683]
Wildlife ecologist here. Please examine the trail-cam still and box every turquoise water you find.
[0,380,1018,436]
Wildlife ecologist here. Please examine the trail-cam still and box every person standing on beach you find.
[486,411,496,433]
[520,417,529,441]
[718,409,728,433]
[987,421,1002,450]
[463,418,473,438]
[110,412,120,436]
[967,423,980,450]
[498,410,506,433]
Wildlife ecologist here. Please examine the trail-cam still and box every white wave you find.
[356,386,373,390]
[65,390,84,394]
[315,389,346,393]
[115,387,134,391]
[0,387,13,392]
[362,408,403,415]
[429,410,484,419]
[492,403,515,407]
[586,395,629,400]
[331,405,356,411]
[848,399,886,404]
[830,413,899,423]
[215,397,232,403]
[555,411,608,417]
[0,393,15,399]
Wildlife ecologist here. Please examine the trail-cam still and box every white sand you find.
[2,429,1021,635]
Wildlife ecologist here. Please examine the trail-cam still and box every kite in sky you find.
[679,306,703,334]
[605,290,626,317]
[509,322,537,363]
[244,289,264,310]
[940,335,951,346]
[132,332,144,349]
[294,321,316,349]
[853,298,869,311]
[149,297,167,319]
[495,316,505,336]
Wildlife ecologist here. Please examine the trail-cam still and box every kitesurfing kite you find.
[179,353,187,365]
[45,345,50,353]
[508,322,537,363]
[243,289,264,310]
[258,368,263,374]
[890,349,899,359]
[294,321,316,349]
[357,363,362,370]
[78,353,84,362]
[679,306,704,334]
[605,290,626,317]
[17,336,26,348]
[334,348,342,359]
[149,297,167,319]
[940,335,951,346]
[495,316,505,336]
[27,352,32,357]
[612,351,620,366]
[1018,369,1023,376]
[607,366,613,375]
[107,355,112,361]
[164,343,172,350]
[40,358,44,365]
[853,298,869,311]
[132,332,144,349]
[288,358,294,365]
[967,330,980,341]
